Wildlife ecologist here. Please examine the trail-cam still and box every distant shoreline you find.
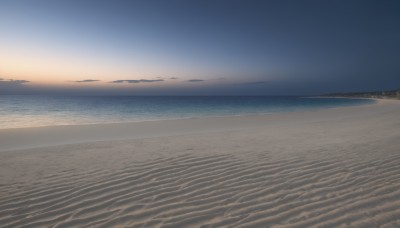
[317,96,399,101]
[319,89,400,100]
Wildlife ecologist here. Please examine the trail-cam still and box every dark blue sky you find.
[1,0,399,95]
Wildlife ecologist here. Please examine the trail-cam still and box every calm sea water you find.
[0,96,375,129]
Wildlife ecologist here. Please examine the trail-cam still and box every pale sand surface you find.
[1,99,400,227]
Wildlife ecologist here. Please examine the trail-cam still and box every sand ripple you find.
[1,153,400,227]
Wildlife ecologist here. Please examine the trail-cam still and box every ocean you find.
[0,95,375,129]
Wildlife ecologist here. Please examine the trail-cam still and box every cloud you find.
[0,78,30,85]
[74,79,100,83]
[187,79,205,82]
[169,77,178,79]
[110,79,164,83]
[140,79,164,83]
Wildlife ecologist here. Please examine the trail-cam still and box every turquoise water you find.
[0,96,375,129]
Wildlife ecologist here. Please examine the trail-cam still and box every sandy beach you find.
[1,99,400,227]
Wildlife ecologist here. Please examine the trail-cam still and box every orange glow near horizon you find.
[0,45,219,87]
[0,47,144,84]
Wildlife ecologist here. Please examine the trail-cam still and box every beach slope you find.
[1,100,400,227]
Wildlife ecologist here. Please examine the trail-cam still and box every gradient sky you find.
[1,0,400,95]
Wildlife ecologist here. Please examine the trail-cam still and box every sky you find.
[1,0,400,95]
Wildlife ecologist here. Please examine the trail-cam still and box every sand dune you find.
[1,99,400,227]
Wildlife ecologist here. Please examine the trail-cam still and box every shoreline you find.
[0,96,375,131]
[0,98,385,152]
